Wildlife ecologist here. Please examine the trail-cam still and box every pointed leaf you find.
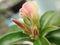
[46,29,60,45]
[40,37,50,45]
[23,18,31,26]
[49,12,60,26]
[40,11,60,30]
[41,26,59,36]
[0,31,30,45]
[34,37,50,45]
[34,39,41,45]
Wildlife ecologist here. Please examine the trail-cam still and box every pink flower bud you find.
[19,1,38,19]
[12,18,31,34]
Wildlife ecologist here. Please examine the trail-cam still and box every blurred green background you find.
[0,0,26,35]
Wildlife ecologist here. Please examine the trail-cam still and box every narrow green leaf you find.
[40,37,50,45]
[34,39,41,45]
[40,11,59,30]
[49,12,60,26]
[23,18,31,26]
[41,26,59,36]
[34,37,50,45]
[0,31,30,45]
[46,29,60,45]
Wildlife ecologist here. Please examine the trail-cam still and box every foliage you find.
[0,1,60,45]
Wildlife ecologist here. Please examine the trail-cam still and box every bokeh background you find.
[0,0,60,38]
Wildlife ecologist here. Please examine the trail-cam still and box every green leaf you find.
[34,39,41,45]
[49,12,60,26]
[34,37,50,45]
[41,26,59,36]
[46,29,60,45]
[0,31,30,45]
[40,11,57,29]
[23,18,31,26]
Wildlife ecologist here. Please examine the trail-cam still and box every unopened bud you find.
[12,18,31,35]
[12,18,24,29]
[31,26,38,39]
[23,23,31,34]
